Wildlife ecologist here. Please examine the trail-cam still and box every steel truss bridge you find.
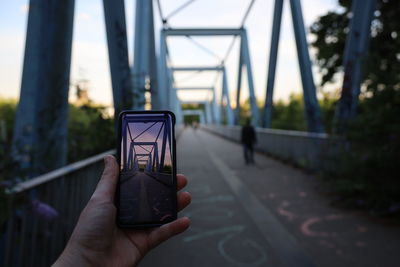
[3,0,380,266]
[11,0,376,174]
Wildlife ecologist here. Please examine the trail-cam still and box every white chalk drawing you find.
[218,232,268,266]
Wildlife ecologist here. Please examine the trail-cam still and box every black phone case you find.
[115,110,178,228]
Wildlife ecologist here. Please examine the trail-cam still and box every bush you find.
[324,88,400,215]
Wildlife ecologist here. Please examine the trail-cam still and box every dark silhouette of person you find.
[241,119,257,164]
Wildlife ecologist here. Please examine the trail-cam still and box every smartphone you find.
[116,110,177,228]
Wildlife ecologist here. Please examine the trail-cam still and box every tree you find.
[310,0,400,93]
[310,0,400,213]
[0,99,115,181]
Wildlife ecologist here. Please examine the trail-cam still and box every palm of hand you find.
[55,156,191,267]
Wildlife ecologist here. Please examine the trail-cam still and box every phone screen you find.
[117,111,177,227]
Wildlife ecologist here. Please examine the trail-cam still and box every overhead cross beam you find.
[182,109,206,124]
[175,87,214,91]
[180,100,213,124]
[164,28,243,36]
[175,87,217,124]
[160,28,259,126]
[171,66,224,72]
[172,65,233,125]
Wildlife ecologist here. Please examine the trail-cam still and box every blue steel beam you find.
[234,38,244,125]
[163,29,251,126]
[171,66,225,72]
[159,120,171,171]
[262,0,284,128]
[335,0,376,132]
[241,30,260,126]
[182,110,206,124]
[133,0,158,109]
[103,0,133,115]
[211,86,219,124]
[180,101,212,124]
[180,100,211,104]
[289,0,324,133]
[177,88,218,123]
[131,142,160,171]
[12,0,75,177]
[167,66,181,124]
[122,119,128,168]
[173,66,229,125]
[222,68,234,126]
[175,87,214,90]
[172,66,225,124]
[164,28,243,36]
[157,30,169,109]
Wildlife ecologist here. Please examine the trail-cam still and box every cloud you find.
[0,34,25,98]
[20,4,29,14]
[70,40,113,105]
[77,12,91,22]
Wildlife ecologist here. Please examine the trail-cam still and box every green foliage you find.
[325,89,400,212]
[181,104,204,125]
[0,99,115,182]
[310,0,400,92]
[271,94,307,131]
[67,104,115,163]
[251,93,336,132]
[311,0,400,214]
[0,99,17,182]
[319,92,338,133]
[162,165,172,174]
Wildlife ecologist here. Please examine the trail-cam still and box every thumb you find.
[91,155,119,202]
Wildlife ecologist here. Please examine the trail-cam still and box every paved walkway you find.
[119,171,175,223]
[140,128,400,267]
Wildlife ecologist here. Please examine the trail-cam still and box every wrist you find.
[52,241,93,267]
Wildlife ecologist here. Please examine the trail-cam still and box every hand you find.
[53,155,191,267]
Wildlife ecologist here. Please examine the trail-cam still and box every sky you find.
[122,116,172,168]
[0,0,342,108]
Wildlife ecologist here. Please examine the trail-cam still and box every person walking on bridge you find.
[241,119,257,165]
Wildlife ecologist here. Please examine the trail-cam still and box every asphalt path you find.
[141,128,310,267]
[140,128,400,267]
[119,171,175,224]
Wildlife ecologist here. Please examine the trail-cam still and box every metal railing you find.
[203,125,334,171]
[1,150,115,267]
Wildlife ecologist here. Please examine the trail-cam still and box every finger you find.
[177,191,191,212]
[91,155,119,202]
[177,174,187,191]
[148,217,191,249]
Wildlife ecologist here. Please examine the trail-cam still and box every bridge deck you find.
[140,128,400,267]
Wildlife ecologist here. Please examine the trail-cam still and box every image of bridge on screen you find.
[118,112,175,225]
